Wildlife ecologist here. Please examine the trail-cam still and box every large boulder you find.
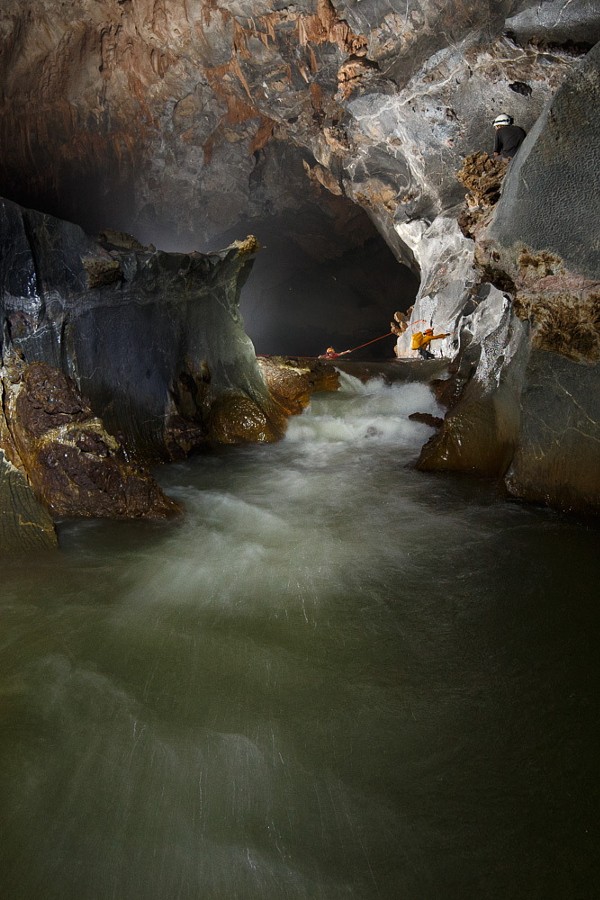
[0,197,295,550]
[0,198,286,461]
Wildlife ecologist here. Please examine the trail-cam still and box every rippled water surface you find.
[1,373,598,899]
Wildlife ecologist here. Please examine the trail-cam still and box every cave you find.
[1,2,600,897]
[0,128,419,361]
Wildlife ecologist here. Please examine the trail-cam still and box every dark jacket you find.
[494,124,526,158]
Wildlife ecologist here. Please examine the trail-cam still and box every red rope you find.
[340,331,394,355]
[323,331,394,358]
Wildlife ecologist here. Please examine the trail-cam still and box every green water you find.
[1,374,598,899]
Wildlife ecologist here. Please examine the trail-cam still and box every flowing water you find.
[1,372,598,899]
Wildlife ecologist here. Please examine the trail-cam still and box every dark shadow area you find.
[219,217,419,360]
[1,131,418,362]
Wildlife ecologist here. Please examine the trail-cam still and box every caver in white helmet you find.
[493,114,513,127]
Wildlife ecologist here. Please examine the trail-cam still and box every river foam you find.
[1,371,598,900]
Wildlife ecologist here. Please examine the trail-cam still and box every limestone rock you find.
[0,454,58,553]
[456,152,509,238]
[208,390,286,444]
[257,355,340,415]
[1,1,600,519]
[1,355,180,520]
[417,288,530,477]
[0,197,281,461]
[505,1,600,48]
[488,41,600,282]
[506,351,600,514]
[394,218,476,360]
[0,0,588,258]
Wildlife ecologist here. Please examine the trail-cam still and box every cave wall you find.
[410,40,600,514]
[2,1,600,514]
[1,1,595,255]
[2,0,595,358]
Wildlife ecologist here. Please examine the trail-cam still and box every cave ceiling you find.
[0,0,598,262]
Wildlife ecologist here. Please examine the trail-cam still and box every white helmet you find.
[493,114,512,127]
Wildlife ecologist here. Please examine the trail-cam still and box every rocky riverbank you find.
[0,200,298,550]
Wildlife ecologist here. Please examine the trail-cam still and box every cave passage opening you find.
[239,220,419,360]
[0,134,420,363]
[202,200,420,361]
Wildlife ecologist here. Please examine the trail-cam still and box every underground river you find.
[1,371,598,899]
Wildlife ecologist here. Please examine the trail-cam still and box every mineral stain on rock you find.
[1,355,180,520]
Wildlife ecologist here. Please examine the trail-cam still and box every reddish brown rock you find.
[456,152,509,238]
[257,356,340,415]
[208,389,287,445]
[1,356,180,520]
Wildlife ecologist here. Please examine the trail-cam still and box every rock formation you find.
[0,197,294,549]
[1,1,591,253]
[257,355,340,415]
[1,1,599,514]
[0,199,287,456]
[415,42,600,514]
[1,352,180,522]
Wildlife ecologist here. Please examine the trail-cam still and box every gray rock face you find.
[0,0,590,257]
[417,287,531,477]
[410,42,600,514]
[506,1,600,47]
[506,351,600,513]
[331,0,525,84]
[0,196,293,549]
[489,41,600,280]
[0,198,280,461]
[394,217,476,359]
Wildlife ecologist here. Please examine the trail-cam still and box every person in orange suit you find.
[412,328,449,359]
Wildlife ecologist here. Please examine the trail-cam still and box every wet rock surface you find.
[390,40,600,514]
[0,199,281,460]
[0,198,296,548]
[1,3,600,516]
[505,351,600,514]
[257,355,340,415]
[1,354,180,521]
[417,289,531,478]
[0,451,58,553]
